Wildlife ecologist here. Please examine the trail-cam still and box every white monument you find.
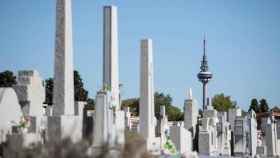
[248,110,257,157]
[184,88,198,137]
[139,39,160,152]
[217,112,231,156]
[0,88,22,143]
[265,116,279,157]
[93,5,125,147]
[233,116,248,156]
[103,5,120,110]
[53,0,74,116]
[170,123,192,154]
[93,91,110,146]
[47,0,82,142]
[13,70,45,117]
[198,107,219,156]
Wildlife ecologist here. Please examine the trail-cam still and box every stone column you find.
[93,91,109,146]
[103,6,120,110]
[53,0,74,116]
[184,88,198,137]
[139,39,155,143]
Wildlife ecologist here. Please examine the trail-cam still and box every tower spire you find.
[197,36,213,110]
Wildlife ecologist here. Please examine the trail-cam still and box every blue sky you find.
[0,0,279,110]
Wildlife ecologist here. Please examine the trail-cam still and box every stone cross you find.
[53,0,74,116]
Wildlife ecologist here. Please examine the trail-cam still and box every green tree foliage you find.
[259,98,269,113]
[74,70,88,101]
[44,70,94,106]
[248,98,259,113]
[121,98,139,116]
[121,92,183,121]
[44,78,53,105]
[211,93,236,112]
[0,70,17,87]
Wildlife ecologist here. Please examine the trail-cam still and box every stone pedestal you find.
[170,125,192,154]
[47,115,82,142]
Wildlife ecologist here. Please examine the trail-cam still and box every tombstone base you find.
[144,137,161,155]
[47,115,82,142]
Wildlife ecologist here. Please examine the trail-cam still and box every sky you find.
[0,0,279,111]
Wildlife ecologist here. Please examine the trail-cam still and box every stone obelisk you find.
[53,0,74,116]
[103,6,120,110]
[139,39,156,148]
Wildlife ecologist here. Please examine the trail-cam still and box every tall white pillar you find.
[53,0,74,116]
[103,6,120,110]
[139,39,155,140]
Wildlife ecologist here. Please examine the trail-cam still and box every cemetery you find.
[0,0,279,158]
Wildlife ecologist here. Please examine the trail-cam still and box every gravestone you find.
[170,123,192,154]
[198,108,219,156]
[47,0,82,142]
[93,91,109,146]
[248,110,257,157]
[0,88,22,143]
[13,70,45,117]
[124,107,131,130]
[139,39,160,153]
[156,106,168,145]
[265,116,279,157]
[227,107,242,129]
[233,116,247,156]
[184,88,198,137]
[217,112,231,156]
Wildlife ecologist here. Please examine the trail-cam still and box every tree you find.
[74,70,88,101]
[121,92,184,121]
[271,106,280,112]
[212,93,236,112]
[0,70,17,87]
[121,98,139,116]
[248,98,259,113]
[259,98,269,113]
[44,78,53,105]
[44,70,90,105]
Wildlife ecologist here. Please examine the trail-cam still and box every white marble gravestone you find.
[170,123,192,154]
[139,39,160,152]
[93,91,109,146]
[233,116,247,156]
[265,116,279,157]
[124,107,131,130]
[13,70,45,117]
[184,88,198,137]
[103,5,120,110]
[0,88,22,143]
[47,0,82,142]
[217,112,231,156]
[198,108,219,156]
[248,110,257,157]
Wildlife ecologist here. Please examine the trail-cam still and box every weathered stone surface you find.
[139,39,157,151]
[0,88,22,143]
[47,115,82,142]
[74,101,86,116]
[93,91,109,146]
[184,88,198,137]
[139,39,155,139]
[170,124,192,154]
[103,5,120,110]
[53,0,74,116]
[13,70,45,117]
